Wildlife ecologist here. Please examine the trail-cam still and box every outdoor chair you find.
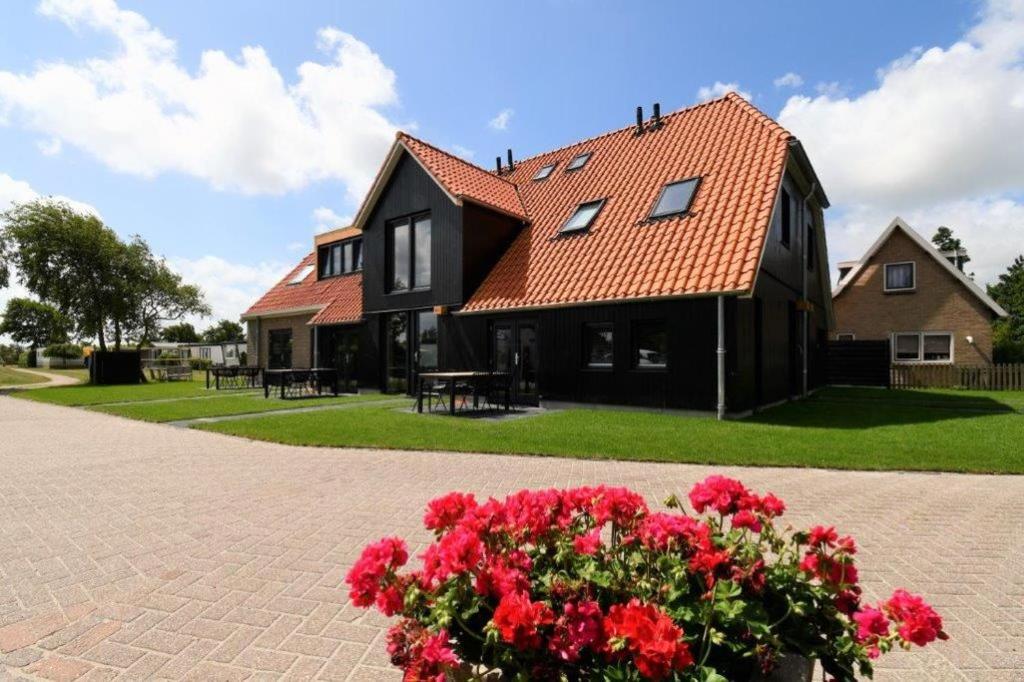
[421,380,449,413]
[484,374,513,411]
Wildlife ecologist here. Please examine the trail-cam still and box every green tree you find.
[989,254,1024,362]
[0,343,23,365]
[931,226,971,270]
[162,322,200,343]
[202,319,245,344]
[0,298,69,353]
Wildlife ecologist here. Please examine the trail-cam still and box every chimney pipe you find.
[652,102,661,128]
[507,149,514,172]
[635,106,644,134]
[496,156,502,174]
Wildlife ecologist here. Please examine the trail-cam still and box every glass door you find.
[385,312,409,393]
[268,329,292,369]
[413,310,439,392]
[490,320,539,406]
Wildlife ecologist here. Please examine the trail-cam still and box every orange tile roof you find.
[461,93,793,313]
[397,133,527,220]
[243,253,363,325]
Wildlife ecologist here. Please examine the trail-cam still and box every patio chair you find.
[484,374,513,411]
[422,380,449,413]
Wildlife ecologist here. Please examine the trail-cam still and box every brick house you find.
[832,217,1007,365]
[243,93,835,415]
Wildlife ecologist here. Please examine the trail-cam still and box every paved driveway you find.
[1,396,1022,681]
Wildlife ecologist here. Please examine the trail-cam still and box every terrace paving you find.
[1,395,1023,680]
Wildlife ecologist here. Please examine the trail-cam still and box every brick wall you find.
[255,314,314,368]
[832,229,996,364]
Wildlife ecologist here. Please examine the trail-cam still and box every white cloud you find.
[0,171,100,216]
[0,0,406,200]
[36,137,62,156]
[286,241,305,252]
[168,255,290,324]
[696,82,751,103]
[312,206,350,234]
[773,72,804,88]
[488,108,514,131]
[813,81,846,98]
[451,144,475,159]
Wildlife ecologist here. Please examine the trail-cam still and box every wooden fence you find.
[890,363,1024,390]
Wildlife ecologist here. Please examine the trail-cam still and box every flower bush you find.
[345,477,946,681]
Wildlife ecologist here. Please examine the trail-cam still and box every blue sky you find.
[2,0,1023,325]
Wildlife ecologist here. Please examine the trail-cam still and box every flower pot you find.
[749,654,814,682]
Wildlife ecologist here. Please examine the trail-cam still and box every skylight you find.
[289,264,315,285]
[566,152,591,171]
[533,163,556,181]
[649,177,700,219]
[560,199,605,234]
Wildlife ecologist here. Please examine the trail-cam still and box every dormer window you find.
[318,238,363,279]
[566,152,591,171]
[533,163,556,181]
[884,262,915,292]
[649,177,699,219]
[560,199,605,234]
[289,264,314,285]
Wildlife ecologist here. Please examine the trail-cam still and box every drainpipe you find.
[313,326,319,368]
[800,181,817,398]
[717,295,726,420]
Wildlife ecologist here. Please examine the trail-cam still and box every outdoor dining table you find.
[416,371,511,415]
[206,365,262,390]
[262,368,339,399]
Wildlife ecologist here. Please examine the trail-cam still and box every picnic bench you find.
[263,368,340,399]
[148,365,192,382]
[416,371,512,415]
[206,366,262,390]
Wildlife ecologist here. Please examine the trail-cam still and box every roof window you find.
[650,177,699,219]
[566,152,591,171]
[288,264,314,285]
[533,163,556,181]
[560,199,605,234]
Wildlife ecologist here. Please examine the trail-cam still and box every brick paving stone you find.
[2,395,1024,680]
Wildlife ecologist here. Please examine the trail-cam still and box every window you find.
[632,321,667,369]
[560,199,605,234]
[780,188,791,247]
[892,332,953,363]
[318,239,363,279]
[386,313,408,392]
[289,264,314,285]
[416,311,438,370]
[806,222,816,271]
[268,329,292,369]
[836,333,856,341]
[583,323,614,368]
[566,152,591,171]
[650,178,699,219]
[884,262,915,292]
[387,215,430,291]
[533,163,556,181]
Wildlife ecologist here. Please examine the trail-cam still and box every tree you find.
[162,322,200,343]
[0,298,69,351]
[931,226,971,270]
[989,254,1024,362]
[202,319,245,344]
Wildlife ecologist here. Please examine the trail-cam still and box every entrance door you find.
[412,310,439,392]
[268,329,292,369]
[491,319,539,405]
[385,313,409,393]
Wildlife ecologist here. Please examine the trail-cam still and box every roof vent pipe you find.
[652,102,662,128]
[635,106,644,134]
[496,156,502,174]
[507,149,514,172]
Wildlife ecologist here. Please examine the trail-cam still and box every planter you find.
[750,654,814,682]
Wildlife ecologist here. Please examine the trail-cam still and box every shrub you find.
[17,350,35,368]
[346,478,946,681]
[239,351,248,366]
[0,344,22,366]
[189,357,213,370]
[43,342,83,359]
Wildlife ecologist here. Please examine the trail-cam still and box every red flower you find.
[799,552,858,588]
[492,591,555,650]
[807,525,839,548]
[549,600,605,663]
[689,547,732,588]
[732,509,762,533]
[585,486,649,527]
[420,526,483,588]
[884,590,948,646]
[424,492,477,532]
[345,537,408,611]
[636,513,711,552]
[688,475,751,515]
[757,493,787,518]
[573,529,603,555]
[603,599,693,680]
[474,550,532,599]
[835,588,862,615]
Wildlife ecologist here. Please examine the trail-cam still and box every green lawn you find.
[194,387,1024,474]
[90,391,399,422]
[13,372,231,406]
[43,368,90,383]
[0,366,48,386]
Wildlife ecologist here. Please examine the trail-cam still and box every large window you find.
[632,321,667,369]
[416,311,438,370]
[386,312,408,392]
[388,214,430,291]
[649,178,699,219]
[583,323,614,368]
[893,332,953,363]
[318,238,363,279]
[884,262,915,292]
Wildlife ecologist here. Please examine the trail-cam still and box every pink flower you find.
[688,475,750,515]
[884,589,947,646]
[344,537,408,611]
[636,513,711,553]
[548,600,605,663]
[420,629,459,667]
[731,509,762,533]
[424,492,477,532]
[573,529,603,555]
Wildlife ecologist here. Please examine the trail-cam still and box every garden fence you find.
[890,363,1024,390]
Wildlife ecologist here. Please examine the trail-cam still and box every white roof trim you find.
[831,217,1008,318]
[240,304,324,321]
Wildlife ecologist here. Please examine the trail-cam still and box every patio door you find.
[385,310,438,395]
[491,319,539,406]
[268,329,292,369]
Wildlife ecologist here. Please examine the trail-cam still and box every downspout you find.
[717,295,726,420]
[313,325,320,368]
[800,181,818,398]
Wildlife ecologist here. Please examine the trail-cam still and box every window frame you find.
[533,163,557,181]
[582,322,614,370]
[317,237,363,280]
[559,198,606,235]
[648,177,701,220]
[386,212,431,293]
[836,333,856,341]
[891,331,954,364]
[631,319,668,371]
[883,261,916,293]
[565,152,592,172]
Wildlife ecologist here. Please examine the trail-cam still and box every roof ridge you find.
[397,131,519,190]
[722,92,792,138]
[498,94,741,168]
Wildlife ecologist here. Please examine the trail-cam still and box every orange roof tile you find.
[462,93,793,313]
[243,253,362,325]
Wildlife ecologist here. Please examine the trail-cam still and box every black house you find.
[243,93,833,416]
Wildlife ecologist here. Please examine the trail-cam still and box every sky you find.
[1,0,1023,332]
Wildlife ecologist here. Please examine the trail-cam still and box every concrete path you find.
[1,396,1022,680]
